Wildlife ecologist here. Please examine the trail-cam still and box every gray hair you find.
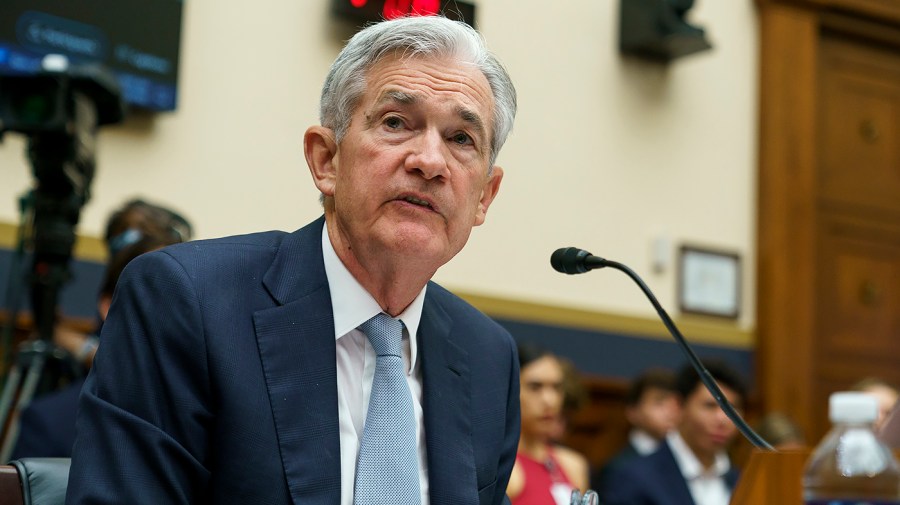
[319,16,517,166]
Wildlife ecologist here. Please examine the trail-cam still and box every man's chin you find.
[377,225,435,250]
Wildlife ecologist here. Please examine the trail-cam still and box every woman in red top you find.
[507,345,589,504]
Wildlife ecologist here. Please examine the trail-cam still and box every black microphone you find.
[550,247,774,451]
[550,247,611,274]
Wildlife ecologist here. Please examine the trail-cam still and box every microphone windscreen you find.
[550,247,590,274]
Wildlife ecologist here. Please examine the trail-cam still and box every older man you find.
[67,15,519,505]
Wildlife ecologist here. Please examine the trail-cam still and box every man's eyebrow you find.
[365,90,417,127]
[458,106,487,142]
[378,89,418,107]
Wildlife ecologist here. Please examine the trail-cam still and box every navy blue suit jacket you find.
[590,441,641,494]
[600,440,739,505]
[66,217,520,505]
[12,379,84,459]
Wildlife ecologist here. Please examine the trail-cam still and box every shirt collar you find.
[629,429,662,456]
[321,223,426,368]
[666,431,730,480]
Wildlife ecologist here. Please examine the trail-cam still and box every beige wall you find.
[0,1,759,329]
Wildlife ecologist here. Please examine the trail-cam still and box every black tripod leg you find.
[0,363,24,434]
[0,351,47,462]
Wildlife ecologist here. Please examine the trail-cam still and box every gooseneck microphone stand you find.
[551,246,774,451]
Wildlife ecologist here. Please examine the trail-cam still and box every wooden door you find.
[757,2,900,443]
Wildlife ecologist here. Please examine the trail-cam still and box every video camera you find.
[0,55,125,461]
[0,55,124,303]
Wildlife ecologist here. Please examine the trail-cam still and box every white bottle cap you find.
[830,392,878,423]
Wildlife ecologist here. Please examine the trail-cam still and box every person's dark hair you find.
[517,342,555,369]
[675,360,747,405]
[104,199,193,256]
[625,368,678,406]
[516,343,586,414]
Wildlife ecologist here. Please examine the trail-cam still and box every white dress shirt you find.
[629,429,662,456]
[666,431,732,505]
[322,225,430,505]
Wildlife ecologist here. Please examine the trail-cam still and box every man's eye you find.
[384,116,403,129]
[450,132,472,145]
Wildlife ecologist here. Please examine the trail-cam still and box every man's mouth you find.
[401,195,433,209]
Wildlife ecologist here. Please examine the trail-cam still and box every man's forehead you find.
[365,55,491,103]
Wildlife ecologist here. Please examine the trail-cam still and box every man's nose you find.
[404,129,450,180]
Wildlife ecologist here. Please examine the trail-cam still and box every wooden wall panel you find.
[758,1,900,444]
[819,36,900,215]
[756,4,821,434]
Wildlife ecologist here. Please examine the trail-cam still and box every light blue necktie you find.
[354,313,421,505]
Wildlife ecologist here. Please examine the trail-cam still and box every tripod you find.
[0,58,124,461]
[0,140,92,462]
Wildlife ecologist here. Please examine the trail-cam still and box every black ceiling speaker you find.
[619,0,712,62]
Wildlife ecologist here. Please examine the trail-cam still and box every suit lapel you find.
[254,217,342,505]
[725,466,740,490]
[656,442,698,505]
[419,294,477,505]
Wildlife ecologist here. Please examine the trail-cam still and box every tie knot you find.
[360,313,404,357]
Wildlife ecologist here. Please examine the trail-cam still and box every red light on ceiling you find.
[351,0,367,6]
[383,0,440,19]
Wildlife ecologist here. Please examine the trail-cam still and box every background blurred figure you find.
[104,199,192,257]
[507,343,589,505]
[852,377,899,431]
[753,412,805,450]
[591,368,680,492]
[601,360,747,505]
[53,198,192,369]
[550,356,588,444]
[10,199,190,459]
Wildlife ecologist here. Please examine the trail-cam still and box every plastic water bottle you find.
[803,392,900,504]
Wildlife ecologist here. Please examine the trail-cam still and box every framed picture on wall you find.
[677,245,741,319]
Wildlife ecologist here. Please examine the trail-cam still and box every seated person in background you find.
[591,368,680,492]
[753,412,805,450]
[11,199,191,459]
[507,344,589,505]
[601,360,747,505]
[852,377,899,432]
[550,357,588,444]
[104,198,192,257]
[53,198,192,369]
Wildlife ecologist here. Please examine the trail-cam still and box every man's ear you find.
[473,166,503,226]
[304,126,338,197]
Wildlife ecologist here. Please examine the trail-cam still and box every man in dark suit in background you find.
[66,15,520,505]
[601,361,746,505]
[591,368,681,493]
